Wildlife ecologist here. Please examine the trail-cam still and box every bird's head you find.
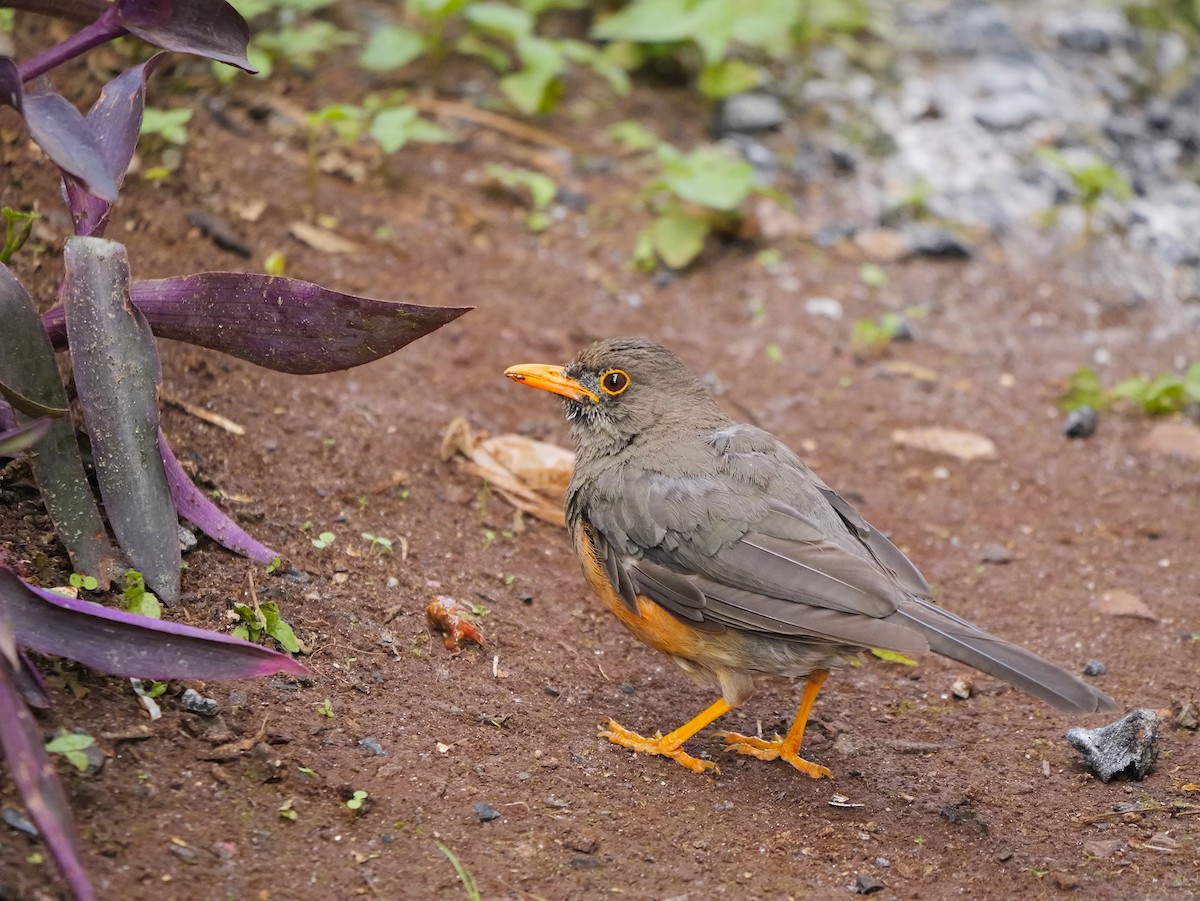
[505,337,724,456]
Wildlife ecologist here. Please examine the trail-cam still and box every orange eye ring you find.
[600,369,630,396]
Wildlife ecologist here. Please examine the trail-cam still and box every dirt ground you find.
[2,29,1199,901]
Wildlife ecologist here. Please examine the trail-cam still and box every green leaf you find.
[660,145,756,212]
[501,37,565,114]
[871,648,919,666]
[651,209,709,269]
[370,105,454,154]
[0,207,36,264]
[698,58,762,98]
[140,108,193,146]
[607,120,659,153]
[485,163,558,209]
[409,0,471,20]
[1059,367,1105,411]
[455,33,513,70]
[464,2,535,40]
[858,262,887,288]
[359,25,426,72]
[592,0,697,43]
[46,734,96,772]
[557,39,631,95]
[122,570,162,620]
[260,601,302,653]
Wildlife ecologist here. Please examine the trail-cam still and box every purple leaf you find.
[0,653,96,901]
[0,264,116,583]
[0,568,308,680]
[128,273,472,374]
[24,85,119,203]
[63,54,166,237]
[0,399,13,432]
[0,378,69,418]
[158,430,279,563]
[63,237,180,602]
[116,0,254,72]
[0,417,54,457]
[0,57,20,108]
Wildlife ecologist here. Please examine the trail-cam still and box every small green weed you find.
[1061,364,1200,415]
[123,570,162,620]
[231,599,304,653]
[435,841,482,901]
[0,207,36,263]
[45,734,96,773]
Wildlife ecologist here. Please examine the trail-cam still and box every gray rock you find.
[2,806,37,836]
[180,688,219,716]
[1066,709,1160,782]
[938,0,1031,60]
[979,544,1011,564]
[473,801,501,822]
[904,225,972,259]
[804,297,844,320]
[713,92,786,136]
[723,134,779,181]
[357,736,387,756]
[849,874,886,894]
[178,525,198,554]
[1056,25,1111,54]
[1082,659,1107,677]
[1063,405,1099,439]
[974,91,1046,130]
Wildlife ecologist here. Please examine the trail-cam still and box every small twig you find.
[162,391,246,435]
[407,96,584,151]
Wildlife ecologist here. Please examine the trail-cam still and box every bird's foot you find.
[715,731,833,779]
[600,719,719,774]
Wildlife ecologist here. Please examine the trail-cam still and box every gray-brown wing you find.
[584,468,907,621]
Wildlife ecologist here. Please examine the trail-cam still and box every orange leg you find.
[600,697,732,774]
[716,669,832,779]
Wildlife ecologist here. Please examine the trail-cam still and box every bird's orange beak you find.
[504,363,599,403]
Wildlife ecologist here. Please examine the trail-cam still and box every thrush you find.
[505,338,1117,777]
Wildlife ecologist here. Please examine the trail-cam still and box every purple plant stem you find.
[18,9,125,82]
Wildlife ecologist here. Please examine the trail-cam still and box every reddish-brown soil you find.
[2,35,1198,901]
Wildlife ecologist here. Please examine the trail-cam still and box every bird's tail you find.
[894,599,1118,714]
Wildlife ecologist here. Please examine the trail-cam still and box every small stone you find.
[874,858,890,868]
[178,525,198,553]
[357,737,386,757]
[565,833,599,854]
[848,874,885,894]
[1051,872,1080,890]
[980,544,1011,564]
[544,796,569,808]
[974,91,1045,131]
[812,222,857,246]
[473,801,501,823]
[169,844,198,862]
[180,688,219,717]
[1056,25,1112,53]
[1095,589,1158,621]
[804,297,844,320]
[713,92,786,136]
[1173,699,1199,730]
[903,226,971,260]
[1083,839,1126,858]
[1145,832,1179,850]
[2,806,37,836]
[1140,422,1200,460]
[1063,406,1099,439]
[950,676,973,700]
[1082,660,1107,677]
[1066,709,1160,782]
[832,733,860,756]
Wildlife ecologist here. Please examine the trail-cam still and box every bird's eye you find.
[600,369,630,396]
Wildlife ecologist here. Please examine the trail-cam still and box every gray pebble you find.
[1082,659,1107,677]
[974,91,1046,131]
[1063,405,1099,439]
[1066,709,1159,782]
[904,226,972,260]
[180,688,219,717]
[357,736,387,757]
[713,92,786,136]
[473,801,501,822]
[178,525,198,554]
[979,544,1012,565]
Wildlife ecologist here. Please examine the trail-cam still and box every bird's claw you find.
[716,730,833,779]
[600,719,719,774]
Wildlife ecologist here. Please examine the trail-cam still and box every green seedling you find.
[1061,364,1200,415]
[68,573,99,592]
[345,789,368,810]
[139,107,193,147]
[637,143,771,270]
[123,570,162,620]
[0,207,36,263]
[1037,148,1132,238]
[311,531,335,549]
[361,533,395,555]
[858,262,887,288]
[45,734,96,773]
[231,599,304,653]
[279,799,299,820]
[850,312,903,355]
[317,698,335,718]
[435,841,482,901]
[469,603,490,617]
[485,164,558,231]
